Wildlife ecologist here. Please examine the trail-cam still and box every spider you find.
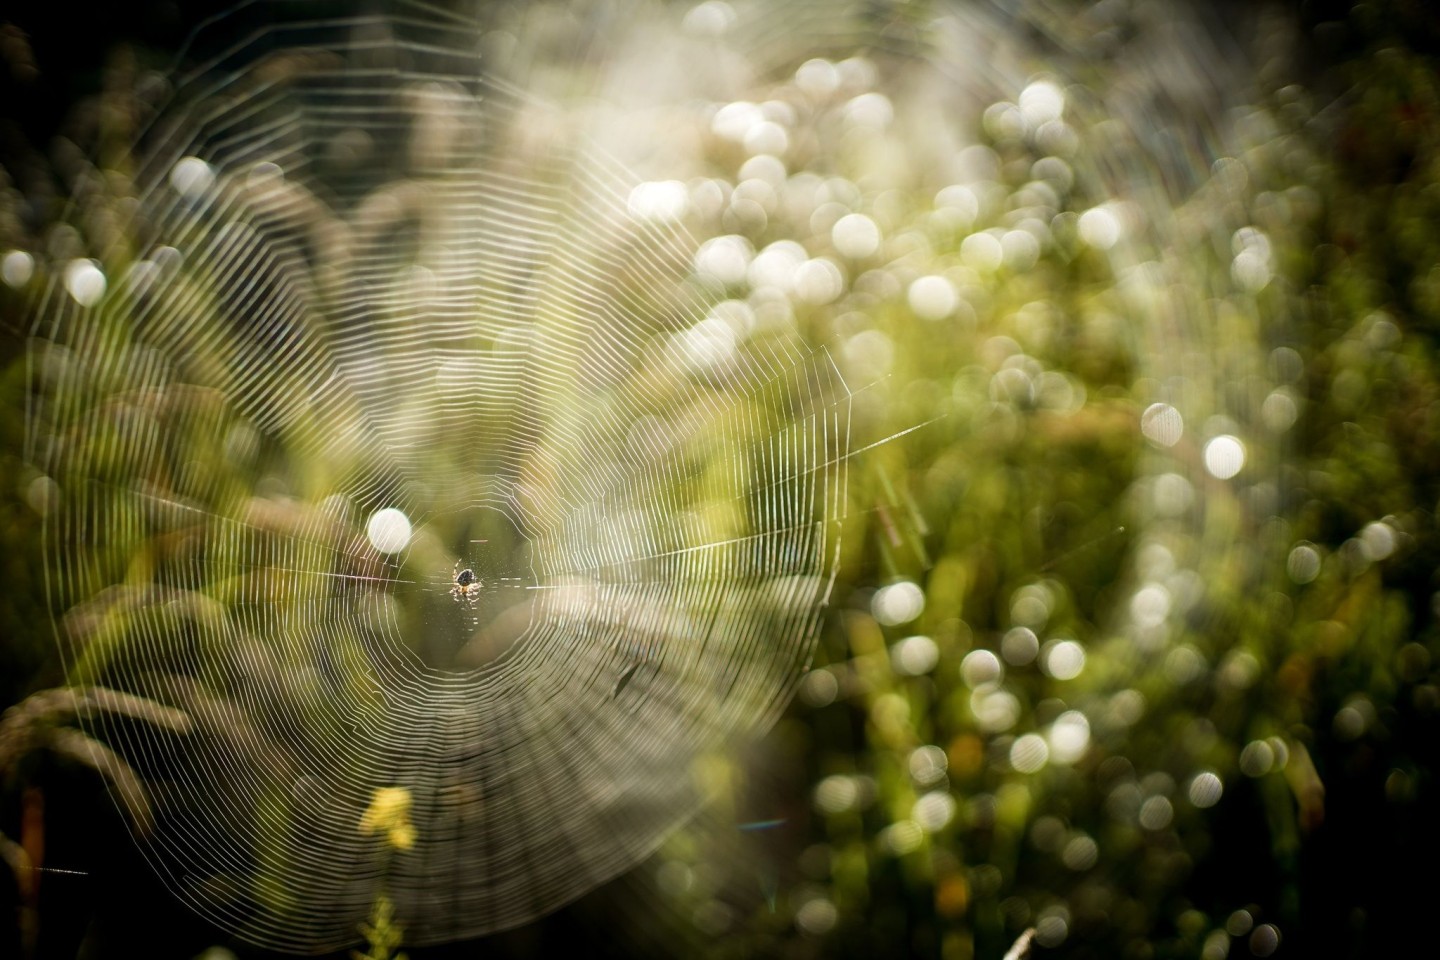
[450,564,482,602]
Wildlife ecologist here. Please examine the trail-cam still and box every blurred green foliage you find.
[3,1,1440,959]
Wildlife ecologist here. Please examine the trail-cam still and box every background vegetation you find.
[3,1,1440,957]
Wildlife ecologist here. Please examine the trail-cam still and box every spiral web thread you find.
[26,3,848,951]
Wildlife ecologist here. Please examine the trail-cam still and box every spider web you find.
[25,2,848,950]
